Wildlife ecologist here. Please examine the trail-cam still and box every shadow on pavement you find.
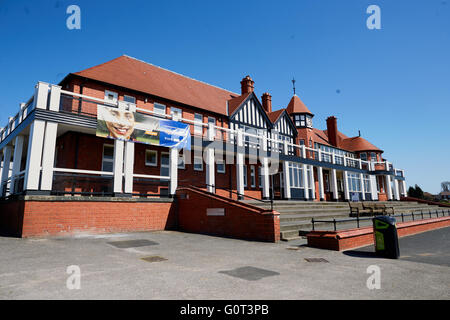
[343,250,379,259]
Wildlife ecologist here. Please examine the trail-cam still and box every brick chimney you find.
[240,75,254,94]
[261,92,272,113]
[326,116,339,147]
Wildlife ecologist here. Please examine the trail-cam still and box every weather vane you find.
[292,77,296,95]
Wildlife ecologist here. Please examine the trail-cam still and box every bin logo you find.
[374,231,385,250]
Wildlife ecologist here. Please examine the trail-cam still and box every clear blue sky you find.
[0,0,449,193]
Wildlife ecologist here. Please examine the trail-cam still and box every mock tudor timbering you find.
[0,55,407,203]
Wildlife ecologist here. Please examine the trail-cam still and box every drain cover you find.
[304,258,329,263]
[219,266,280,281]
[107,239,159,248]
[141,256,167,263]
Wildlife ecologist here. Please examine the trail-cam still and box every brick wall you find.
[177,186,280,242]
[307,216,450,251]
[0,197,176,238]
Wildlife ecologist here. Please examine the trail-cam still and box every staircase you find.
[241,200,444,241]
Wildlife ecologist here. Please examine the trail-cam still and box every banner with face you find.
[97,105,190,149]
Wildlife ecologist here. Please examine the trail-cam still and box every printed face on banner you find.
[101,107,136,140]
[96,105,190,150]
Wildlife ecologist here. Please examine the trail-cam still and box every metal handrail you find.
[179,182,274,211]
[311,208,450,231]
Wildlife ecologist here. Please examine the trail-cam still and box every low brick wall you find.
[307,216,450,251]
[177,186,280,242]
[0,196,176,238]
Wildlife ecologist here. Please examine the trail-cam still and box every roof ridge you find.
[122,55,239,96]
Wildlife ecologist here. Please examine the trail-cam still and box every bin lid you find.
[373,215,396,228]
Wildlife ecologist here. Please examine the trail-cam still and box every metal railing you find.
[311,208,450,231]
[191,182,274,211]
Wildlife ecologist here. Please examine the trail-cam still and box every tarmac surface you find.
[0,227,449,299]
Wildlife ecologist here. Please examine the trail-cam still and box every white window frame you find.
[104,90,118,103]
[101,144,114,172]
[154,103,166,116]
[171,107,182,121]
[194,113,203,134]
[145,150,158,167]
[289,163,304,188]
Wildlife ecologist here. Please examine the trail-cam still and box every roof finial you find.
[292,78,296,95]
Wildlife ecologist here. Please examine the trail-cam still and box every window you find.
[289,163,304,188]
[324,173,330,192]
[370,152,377,162]
[145,150,157,166]
[123,95,136,104]
[250,166,256,187]
[294,115,301,127]
[154,103,166,116]
[347,173,362,192]
[243,165,247,187]
[216,159,225,173]
[194,155,203,171]
[104,90,118,103]
[363,174,371,193]
[160,152,169,176]
[258,167,262,188]
[207,117,216,138]
[194,113,203,134]
[208,117,215,126]
[171,107,182,121]
[102,144,114,172]
[360,152,367,161]
[178,151,185,169]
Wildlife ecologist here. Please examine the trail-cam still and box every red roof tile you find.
[286,95,313,115]
[227,92,252,115]
[267,109,284,123]
[73,55,238,116]
[339,136,382,152]
[313,129,382,153]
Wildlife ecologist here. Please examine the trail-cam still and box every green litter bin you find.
[373,216,400,259]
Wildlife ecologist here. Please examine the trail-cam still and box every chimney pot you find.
[261,92,272,113]
[240,75,254,94]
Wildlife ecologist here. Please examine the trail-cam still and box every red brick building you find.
[0,55,406,238]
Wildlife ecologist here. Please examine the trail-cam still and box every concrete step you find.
[279,212,351,222]
[275,207,351,214]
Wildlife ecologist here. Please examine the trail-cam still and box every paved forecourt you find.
[0,228,449,299]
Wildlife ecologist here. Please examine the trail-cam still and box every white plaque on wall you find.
[207,208,225,216]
